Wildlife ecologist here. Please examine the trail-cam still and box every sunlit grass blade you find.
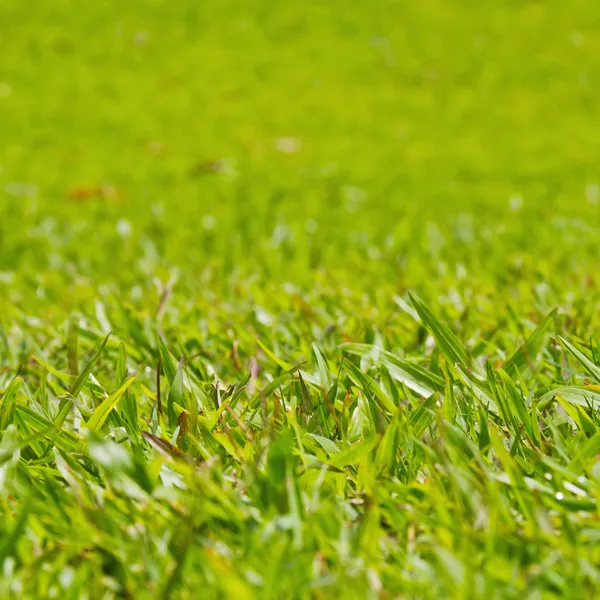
[409,292,469,369]
[342,342,444,396]
[85,376,136,432]
[538,386,600,411]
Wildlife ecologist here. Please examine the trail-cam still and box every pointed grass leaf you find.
[32,357,105,394]
[260,361,305,402]
[342,358,396,413]
[538,386,600,411]
[308,433,340,456]
[410,393,438,437]
[409,292,470,369]
[477,404,492,452]
[167,358,184,428]
[85,376,136,432]
[503,309,556,378]
[455,364,498,412]
[157,334,178,383]
[0,376,22,430]
[312,343,333,389]
[342,342,444,396]
[255,337,294,370]
[67,316,79,376]
[15,405,79,451]
[558,335,600,384]
[69,332,111,397]
[327,435,380,469]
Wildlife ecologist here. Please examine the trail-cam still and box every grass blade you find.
[409,292,469,369]
[85,376,136,432]
[69,332,111,397]
[558,335,600,384]
[503,310,556,378]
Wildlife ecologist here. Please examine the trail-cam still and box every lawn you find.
[1,0,600,598]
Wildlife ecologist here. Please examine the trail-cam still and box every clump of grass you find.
[2,293,600,598]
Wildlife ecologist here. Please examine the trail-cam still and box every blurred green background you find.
[1,0,599,317]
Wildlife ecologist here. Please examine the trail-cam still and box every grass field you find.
[2,1,600,598]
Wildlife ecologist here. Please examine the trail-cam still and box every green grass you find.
[2,0,600,597]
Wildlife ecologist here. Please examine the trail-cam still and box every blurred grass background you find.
[1,0,599,314]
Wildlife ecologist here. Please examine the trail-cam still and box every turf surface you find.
[2,1,600,598]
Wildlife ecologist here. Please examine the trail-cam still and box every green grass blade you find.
[342,342,444,396]
[85,376,136,432]
[503,309,556,378]
[409,292,469,369]
[69,332,111,397]
[558,335,600,383]
[538,386,600,411]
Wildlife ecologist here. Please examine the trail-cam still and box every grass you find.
[2,0,600,597]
